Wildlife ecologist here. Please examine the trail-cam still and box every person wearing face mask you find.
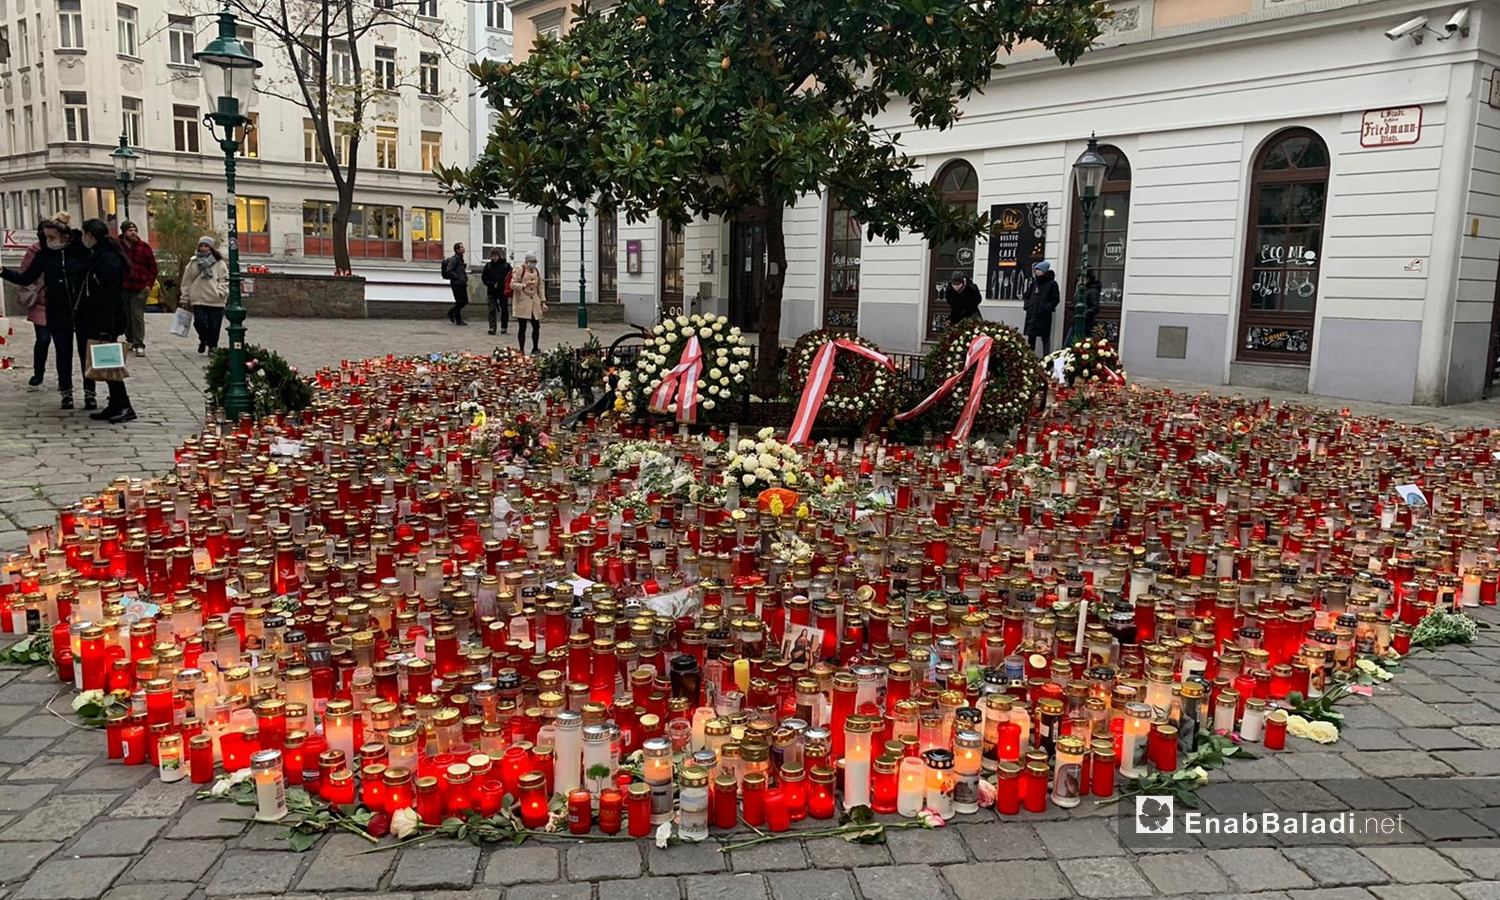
[0,212,93,409]
[75,218,135,423]
[511,252,547,355]
[180,237,230,353]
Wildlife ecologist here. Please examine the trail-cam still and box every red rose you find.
[366,812,391,837]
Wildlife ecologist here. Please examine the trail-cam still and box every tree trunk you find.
[756,194,787,392]
[332,191,352,274]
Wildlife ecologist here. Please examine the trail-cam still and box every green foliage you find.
[1411,607,1483,649]
[147,189,221,312]
[442,0,1105,381]
[0,633,51,667]
[1283,685,1353,727]
[205,344,314,419]
[536,333,609,403]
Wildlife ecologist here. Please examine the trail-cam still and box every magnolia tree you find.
[197,0,464,272]
[440,0,1105,384]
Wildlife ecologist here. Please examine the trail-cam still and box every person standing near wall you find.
[482,248,513,336]
[1023,260,1060,355]
[118,222,158,357]
[443,242,470,326]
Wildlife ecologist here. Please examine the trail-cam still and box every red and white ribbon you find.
[649,336,704,423]
[894,333,995,442]
[788,338,896,445]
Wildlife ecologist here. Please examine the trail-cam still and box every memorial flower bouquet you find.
[919,318,1042,436]
[473,412,553,463]
[785,329,899,426]
[617,313,752,421]
[722,427,805,494]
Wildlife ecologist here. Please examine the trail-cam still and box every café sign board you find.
[1360,106,1423,148]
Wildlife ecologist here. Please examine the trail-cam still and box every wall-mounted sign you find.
[625,239,642,275]
[1490,69,1500,109]
[985,202,1048,301]
[1360,106,1423,148]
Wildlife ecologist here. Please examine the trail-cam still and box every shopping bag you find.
[85,340,130,382]
[171,307,193,337]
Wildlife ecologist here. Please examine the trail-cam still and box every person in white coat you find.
[181,237,230,353]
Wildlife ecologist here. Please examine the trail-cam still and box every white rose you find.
[709,368,723,379]
[742,473,757,486]
[1305,721,1340,744]
[652,325,664,335]
[664,318,677,331]
[391,807,421,840]
[699,327,712,338]
[738,439,755,451]
[758,427,775,439]
[637,372,649,383]
[703,399,716,410]
[759,453,778,469]
[720,377,730,386]
[755,467,773,481]
[713,320,724,331]
[734,374,745,383]
[676,315,689,326]
[690,314,703,325]
[730,327,742,337]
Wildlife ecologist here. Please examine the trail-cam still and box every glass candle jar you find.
[781,764,807,821]
[922,749,955,818]
[952,729,982,814]
[554,710,583,795]
[567,788,593,834]
[1051,736,1085,808]
[1264,709,1288,750]
[1240,699,1267,742]
[996,760,1021,815]
[872,755,898,814]
[1119,702,1154,779]
[712,773,738,830]
[677,765,710,841]
[807,765,836,819]
[642,736,675,823]
[518,771,550,828]
[252,749,288,821]
[598,787,623,835]
[896,756,925,816]
[189,734,214,784]
[741,771,767,827]
[1091,747,1116,798]
[1149,724,1178,772]
[627,782,652,837]
[842,715,874,809]
[1023,760,1049,813]
[158,733,185,783]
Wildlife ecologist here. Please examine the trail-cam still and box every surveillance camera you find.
[1385,15,1428,40]
[1445,8,1470,33]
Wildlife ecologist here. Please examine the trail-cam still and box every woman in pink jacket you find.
[20,237,48,390]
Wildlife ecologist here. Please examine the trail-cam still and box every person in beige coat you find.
[512,251,547,354]
[181,236,230,353]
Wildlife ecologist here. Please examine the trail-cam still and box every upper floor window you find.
[173,104,200,152]
[117,5,138,56]
[417,0,437,17]
[486,1,508,30]
[121,96,143,146]
[236,24,254,59]
[419,53,439,95]
[375,126,398,170]
[57,0,84,50]
[169,16,195,65]
[16,21,28,67]
[62,91,89,141]
[374,46,396,90]
[238,112,259,158]
[331,41,354,86]
[420,130,441,172]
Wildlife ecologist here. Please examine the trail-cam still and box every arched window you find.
[824,198,862,329]
[1065,146,1131,342]
[927,159,978,338]
[1238,128,1329,363]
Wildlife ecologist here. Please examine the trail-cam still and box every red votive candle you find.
[764,786,790,832]
[189,735,215,784]
[1264,710,1288,751]
[627,784,652,837]
[122,725,147,766]
[1023,762,1048,813]
[598,788,623,835]
[996,762,1021,815]
[567,788,593,834]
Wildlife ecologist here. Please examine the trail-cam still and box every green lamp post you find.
[1070,135,1107,344]
[109,134,140,223]
[193,5,262,421]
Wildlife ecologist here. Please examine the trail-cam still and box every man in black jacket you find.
[481,249,512,336]
[1023,261,1061,355]
[77,219,135,423]
[442,243,469,326]
[944,270,982,326]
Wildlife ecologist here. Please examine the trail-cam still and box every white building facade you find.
[467,0,514,266]
[0,0,485,302]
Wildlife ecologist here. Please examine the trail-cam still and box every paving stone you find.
[0,740,58,766]
[1361,847,1469,883]
[14,855,131,900]
[1403,809,1494,840]
[566,840,644,881]
[942,861,1071,900]
[1388,777,1484,809]
[1,791,117,841]
[1401,729,1478,751]
[854,865,946,900]
[1258,780,1347,812]
[766,870,855,900]
[1347,751,1455,779]
[64,765,156,793]
[1033,819,1124,859]
[885,824,968,864]
[1058,857,1153,898]
[413,890,503,900]
[1322,780,1415,810]
[957,823,1046,861]
[123,839,227,883]
[1209,849,1316,891]
[1287,889,1377,900]
[1200,782,1272,814]
[1136,852,1229,894]
[0,841,61,883]
[0,783,57,811]
[388,842,481,890]
[1222,754,1300,781]
[70,817,168,856]
[1456,883,1500,900]
[165,803,252,838]
[1281,753,1364,780]
[0,708,35,729]
[1284,846,1389,886]
[506,883,596,900]
[598,875,681,900]
[109,779,196,818]
[482,845,561,885]
[1374,697,1457,727]
[1439,704,1500,726]
[1453,726,1500,748]
[1371,886,1465,900]
[102,884,196,900]
[1340,730,1415,752]
[684,873,767,900]
[1,716,74,739]
[1400,683,1473,704]
[726,839,808,872]
[204,851,303,896]
[296,832,395,892]
[804,834,891,868]
[1439,847,1500,879]
[1436,750,1500,776]
[649,838,729,875]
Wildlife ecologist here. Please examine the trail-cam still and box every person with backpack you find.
[442,242,470,326]
[1023,260,1061,355]
[481,248,512,336]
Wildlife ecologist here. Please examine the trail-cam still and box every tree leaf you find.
[287,830,318,853]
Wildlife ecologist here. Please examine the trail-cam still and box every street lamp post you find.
[109,134,140,223]
[1070,135,1107,345]
[194,6,262,421]
[578,209,588,329]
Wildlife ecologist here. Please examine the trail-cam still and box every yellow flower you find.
[472,410,487,429]
[784,472,797,486]
[768,496,785,517]
[503,429,518,439]
[730,509,747,521]
[796,503,809,518]
[614,396,627,412]
[266,463,279,476]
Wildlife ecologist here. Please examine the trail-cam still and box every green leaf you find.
[840,822,886,844]
[287,830,318,853]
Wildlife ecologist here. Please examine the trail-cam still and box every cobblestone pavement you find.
[1,314,1500,899]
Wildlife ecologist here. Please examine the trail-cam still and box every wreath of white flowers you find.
[616,313,752,420]
[923,318,1043,435]
[785,330,899,425]
[1044,337,1126,386]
